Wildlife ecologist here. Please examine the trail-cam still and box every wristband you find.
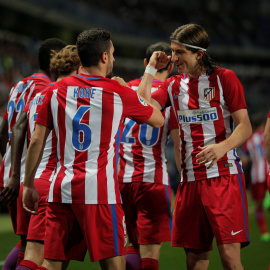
[145,64,157,77]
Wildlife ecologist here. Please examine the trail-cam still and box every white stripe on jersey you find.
[106,93,123,202]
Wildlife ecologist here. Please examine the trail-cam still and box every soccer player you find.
[241,114,270,242]
[11,45,81,270]
[118,42,180,270]
[0,38,66,269]
[22,28,164,270]
[136,24,252,270]
[264,111,270,194]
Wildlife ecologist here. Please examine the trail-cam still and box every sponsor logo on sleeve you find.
[177,107,219,124]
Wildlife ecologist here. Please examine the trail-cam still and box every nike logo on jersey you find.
[173,94,183,99]
[231,230,242,236]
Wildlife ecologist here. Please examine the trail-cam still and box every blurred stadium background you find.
[0,0,270,269]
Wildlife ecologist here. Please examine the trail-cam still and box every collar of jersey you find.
[31,73,50,79]
[77,74,103,80]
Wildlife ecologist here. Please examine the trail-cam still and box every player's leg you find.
[2,240,21,270]
[250,182,270,241]
[201,174,250,270]
[137,183,172,270]
[172,181,213,269]
[119,183,141,270]
[99,255,125,270]
[36,258,63,270]
[184,248,210,270]
[217,243,243,270]
[73,204,126,268]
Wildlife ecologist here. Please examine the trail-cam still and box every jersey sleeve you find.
[35,89,53,129]
[168,106,179,130]
[151,79,171,108]
[221,69,247,113]
[121,86,154,124]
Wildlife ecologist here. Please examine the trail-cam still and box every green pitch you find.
[0,192,269,270]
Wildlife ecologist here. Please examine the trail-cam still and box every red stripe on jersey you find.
[187,79,207,181]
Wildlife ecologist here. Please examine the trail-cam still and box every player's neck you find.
[154,71,168,82]
[80,66,105,78]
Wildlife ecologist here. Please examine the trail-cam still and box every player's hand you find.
[196,144,227,169]
[22,185,39,215]
[1,176,20,205]
[148,51,171,70]
[111,76,129,87]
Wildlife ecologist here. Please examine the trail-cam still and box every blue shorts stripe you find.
[165,185,173,235]
[236,172,250,242]
[110,204,120,256]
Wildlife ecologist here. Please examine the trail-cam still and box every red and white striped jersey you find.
[23,85,57,183]
[35,74,154,204]
[118,78,178,184]
[242,130,269,184]
[0,73,51,188]
[152,67,247,182]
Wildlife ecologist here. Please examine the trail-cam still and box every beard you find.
[106,70,113,79]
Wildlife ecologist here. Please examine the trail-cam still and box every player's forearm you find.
[0,118,8,157]
[24,124,49,187]
[10,113,28,179]
[219,121,252,153]
[23,137,44,187]
[137,72,155,103]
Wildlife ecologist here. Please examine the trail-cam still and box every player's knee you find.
[219,251,242,270]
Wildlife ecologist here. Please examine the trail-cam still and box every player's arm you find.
[23,123,50,215]
[137,51,171,110]
[196,108,252,169]
[0,118,8,157]
[264,116,270,164]
[144,102,164,128]
[170,128,182,175]
[1,113,28,205]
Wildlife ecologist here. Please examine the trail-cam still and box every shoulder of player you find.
[213,67,237,79]
[127,78,141,87]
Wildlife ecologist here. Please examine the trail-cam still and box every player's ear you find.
[101,51,108,64]
[143,58,148,68]
[196,50,204,60]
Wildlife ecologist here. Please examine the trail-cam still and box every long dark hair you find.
[170,24,218,75]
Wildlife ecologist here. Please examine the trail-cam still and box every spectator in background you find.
[241,114,270,242]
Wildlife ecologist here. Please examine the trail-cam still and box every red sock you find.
[126,245,141,270]
[15,240,22,249]
[140,258,158,270]
[255,206,267,234]
[17,251,25,264]
[36,267,48,270]
[17,259,38,270]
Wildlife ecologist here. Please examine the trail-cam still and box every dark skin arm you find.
[0,118,8,157]
[1,112,28,205]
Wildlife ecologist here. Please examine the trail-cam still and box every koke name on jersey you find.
[73,87,98,99]
[177,107,219,124]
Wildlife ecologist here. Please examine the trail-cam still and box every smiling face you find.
[171,41,203,77]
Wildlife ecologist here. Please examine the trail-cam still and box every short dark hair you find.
[170,24,217,75]
[38,38,67,74]
[146,42,171,73]
[76,28,111,67]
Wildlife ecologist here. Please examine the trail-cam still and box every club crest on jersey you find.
[204,87,215,101]
[137,93,148,106]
